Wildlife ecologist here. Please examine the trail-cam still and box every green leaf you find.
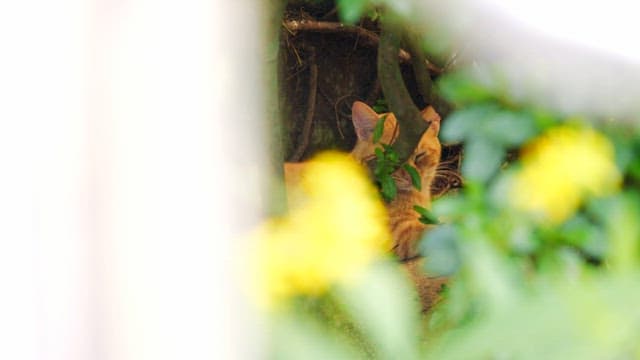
[337,0,368,24]
[372,115,387,144]
[336,261,421,360]
[381,144,398,164]
[372,98,388,113]
[374,146,384,159]
[482,111,537,147]
[271,314,361,360]
[432,195,468,219]
[414,205,438,225]
[440,104,498,142]
[437,71,494,105]
[461,137,504,183]
[419,225,460,276]
[380,174,397,202]
[402,164,422,191]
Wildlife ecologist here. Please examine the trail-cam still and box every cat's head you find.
[350,101,399,162]
[393,106,442,194]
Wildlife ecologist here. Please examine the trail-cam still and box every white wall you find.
[0,0,265,358]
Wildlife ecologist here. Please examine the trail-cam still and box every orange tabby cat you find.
[284,101,398,189]
[284,101,445,310]
[285,101,442,261]
[388,107,442,261]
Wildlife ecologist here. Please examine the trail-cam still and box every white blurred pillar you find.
[96,0,265,359]
[0,1,93,359]
[0,0,265,359]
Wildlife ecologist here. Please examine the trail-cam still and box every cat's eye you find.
[414,152,426,163]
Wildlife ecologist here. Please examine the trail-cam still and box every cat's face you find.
[350,101,399,162]
[393,107,442,192]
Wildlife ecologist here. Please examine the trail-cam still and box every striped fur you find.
[284,101,442,262]
[284,101,398,192]
[388,106,442,261]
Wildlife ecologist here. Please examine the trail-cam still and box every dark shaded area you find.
[279,1,462,196]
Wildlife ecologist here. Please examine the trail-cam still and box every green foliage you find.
[441,103,538,183]
[373,145,399,201]
[373,142,423,202]
[371,98,389,113]
[414,205,437,225]
[372,115,386,144]
[269,261,422,359]
[270,52,640,360]
[403,164,421,191]
[337,0,370,24]
[370,101,423,202]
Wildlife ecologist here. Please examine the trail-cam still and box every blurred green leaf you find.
[271,314,361,360]
[483,111,537,147]
[420,225,460,276]
[414,205,438,225]
[559,215,606,260]
[336,261,422,359]
[437,72,495,105]
[337,0,368,24]
[596,193,640,273]
[432,195,468,219]
[461,138,504,183]
[440,104,498,142]
[426,274,640,360]
[379,174,397,202]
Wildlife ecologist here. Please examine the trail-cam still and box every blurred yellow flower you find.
[510,125,620,224]
[253,151,391,307]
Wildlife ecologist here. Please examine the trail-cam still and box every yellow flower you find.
[253,151,391,307]
[510,125,621,224]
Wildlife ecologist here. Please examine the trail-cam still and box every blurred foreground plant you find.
[258,1,640,349]
[419,69,640,359]
[253,152,391,306]
[510,125,621,224]
[252,152,423,358]
[253,68,640,358]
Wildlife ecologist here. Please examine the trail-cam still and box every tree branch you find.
[266,0,287,215]
[289,46,318,161]
[283,19,443,74]
[378,17,428,164]
[404,28,451,117]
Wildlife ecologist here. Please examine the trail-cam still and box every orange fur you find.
[388,107,442,261]
[284,102,445,310]
[284,101,398,190]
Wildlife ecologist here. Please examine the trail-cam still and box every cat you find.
[284,101,446,311]
[284,101,398,191]
[285,101,442,261]
[383,106,445,311]
[387,106,442,261]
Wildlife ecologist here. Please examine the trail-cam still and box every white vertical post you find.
[0,0,265,359]
[97,0,265,359]
[0,1,94,359]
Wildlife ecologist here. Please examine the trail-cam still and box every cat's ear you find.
[381,113,399,145]
[352,101,380,141]
[421,106,441,136]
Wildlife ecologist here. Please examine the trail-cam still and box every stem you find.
[378,17,428,164]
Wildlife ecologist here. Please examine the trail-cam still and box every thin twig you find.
[282,19,443,74]
[290,46,319,161]
[334,94,358,140]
